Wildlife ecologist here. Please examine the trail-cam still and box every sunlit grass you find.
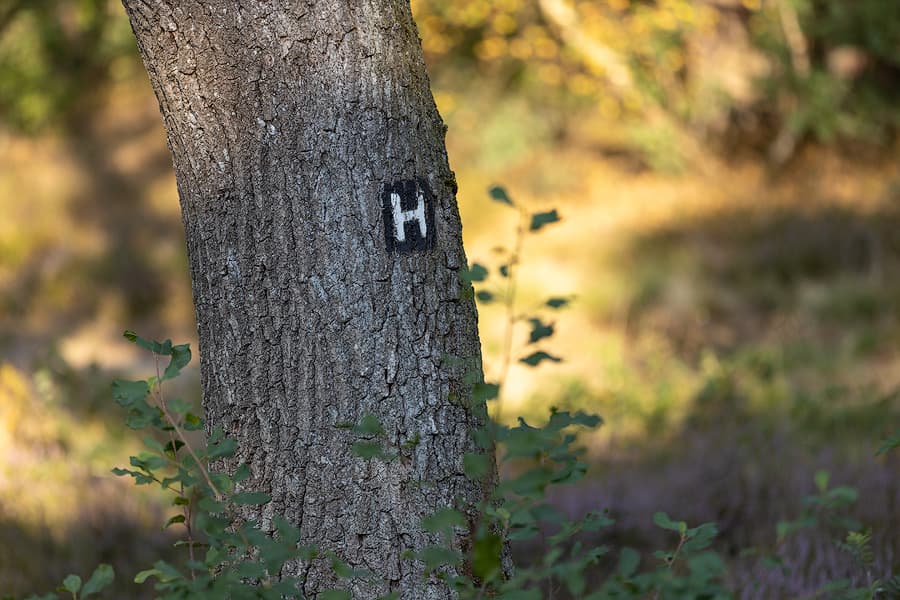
[446,87,900,442]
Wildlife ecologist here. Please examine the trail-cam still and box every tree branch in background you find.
[0,0,29,38]
[768,0,810,167]
[537,0,633,92]
[776,0,811,78]
[537,0,722,177]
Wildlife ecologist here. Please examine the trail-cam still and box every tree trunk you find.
[121,1,491,597]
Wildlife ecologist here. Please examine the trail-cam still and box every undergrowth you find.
[8,188,899,600]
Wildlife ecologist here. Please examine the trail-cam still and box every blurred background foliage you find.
[1,0,898,597]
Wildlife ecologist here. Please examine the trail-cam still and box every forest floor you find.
[2,75,899,597]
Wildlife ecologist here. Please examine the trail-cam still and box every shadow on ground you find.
[0,484,176,599]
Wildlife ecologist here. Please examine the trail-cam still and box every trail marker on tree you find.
[382,179,435,252]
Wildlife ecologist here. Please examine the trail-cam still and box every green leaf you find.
[329,554,371,579]
[60,575,81,594]
[265,580,304,596]
[163,514,186,529]
[124,412,159,430]
[527,318,554,344]
[760,553,785,571]
[682,522,718,553]
[618,547,640,577]
[80,564,113,597]
[504,465,555,497]
[163,440,185,457]
[208,437,237,459]
[488,185,514,206]
[232,492,271,505]
[208,425,225,445]
[876,430,900,455]
[459,263,488,283]
[499,265,509,278]
[686,551,727,581]
[531,503,567,524]
[131,452,167,471]
[507,527,539,542]
[298,545,319,561]
[529,209,560,231]
[463,452,490,479]
[545,410,603,432]
[273,515,301,546]
[161,471,195,491]
[162,344,191,381]
[142,436,165,454]
[579,510,615,531]
[183,412,203,430]
[419,546,462,570]
[401,433,421,451]
[197,496,225,513]
[440,353,479,370]
[353,414,385,437]
[826,485,858,506]
[233,463,252,482]
[519,351,562,367]
[208,472,232,495]
[554,545,603,596]
[234,561,267,579]
[653,512,687,534]
[133,569,160,584]
[422,508,465,535]
[475,290,495,303]
[473,426,495,450]
[167,398,192,419]
[152,560,181,581]
[815,470,830,493]
[111,380,149,408]
[777,516,817,541]
[472,382,500,403]
[123,331,172,355]
[352,441,390,460]
[545,297,570,309]
[110,467,155,485]
[818,579,853,594]
[472,532,503,581]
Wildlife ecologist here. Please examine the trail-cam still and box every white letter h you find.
[390,191,427,242]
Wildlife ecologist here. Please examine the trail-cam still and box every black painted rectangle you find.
[382,179,435,253]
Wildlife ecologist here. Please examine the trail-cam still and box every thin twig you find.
[652,531,687,600]
[152,354,223,500]
[495,208,527,424]
[153,356,200,579]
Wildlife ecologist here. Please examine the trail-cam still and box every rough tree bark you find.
[121,1,492,597]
